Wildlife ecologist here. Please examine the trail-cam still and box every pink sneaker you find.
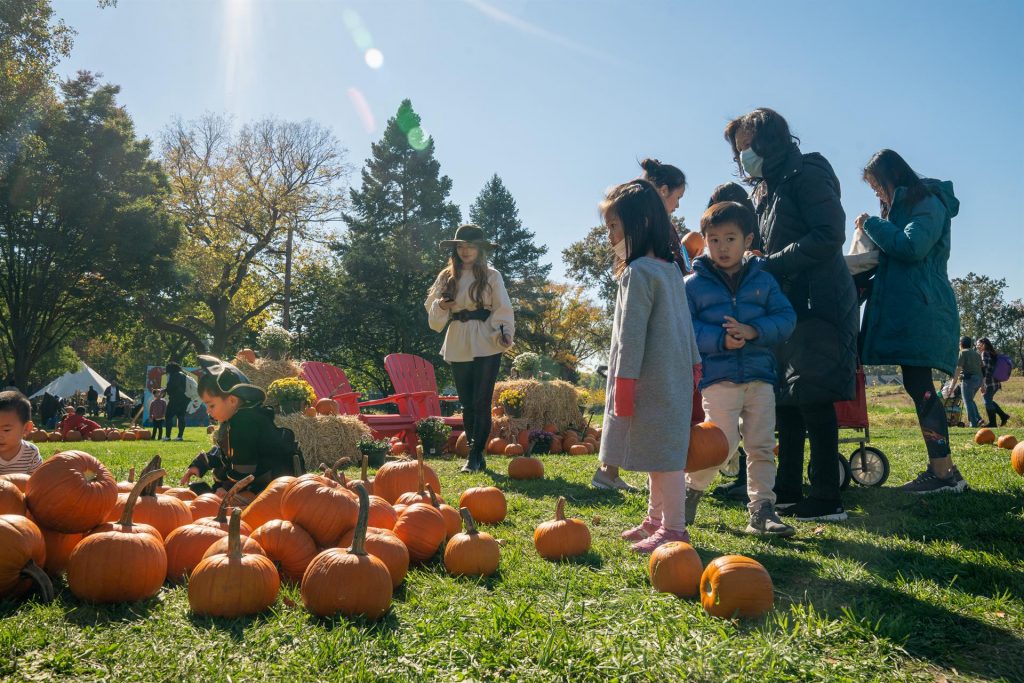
[620,516,660,541]
[630,527,690,554]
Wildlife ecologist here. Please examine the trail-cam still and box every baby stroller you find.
[939,379,965,428]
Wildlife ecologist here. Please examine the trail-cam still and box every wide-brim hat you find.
[197,355,266,404]
[440,224,498,250]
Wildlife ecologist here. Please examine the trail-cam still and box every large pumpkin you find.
[301,483,393,620]
[458,486,507,524]
[66,469,168,603]
[649,541,703,598]
[250,519,319,585]
[700,555,774,618]
[26,450,118,533]
[0,473,30,494]
[281,470,358,546]
[241,475,295,530]
[189,510,280,617]
[1011,442,1024,477]
[508,455,544,480]
[391,502,446,563]
[684,422,730,473]
[366,495,398,531]
[161,487,198,502]
[373,452,442,504]
[534,497,591,561]
[974,428,996,445]
[0,478,26,516]
[0,514,53,601]
[444,508,500,578]
[996,434,1018,450]
[337,525,409,588]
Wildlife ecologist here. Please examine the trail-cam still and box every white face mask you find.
[613,238,628,261]
[740,147,764,179]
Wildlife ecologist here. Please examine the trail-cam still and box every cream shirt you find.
[425,267,515,362]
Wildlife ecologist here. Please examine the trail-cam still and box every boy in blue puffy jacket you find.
[684,202,797,536]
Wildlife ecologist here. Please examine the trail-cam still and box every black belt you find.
[452,309,491,323]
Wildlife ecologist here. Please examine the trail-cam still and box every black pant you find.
[152,419,165,440]
[774,402,840,502]
[900,365,951,459]
[166,404,187,439]
[982,385,1009,425]
[451,353,502,460]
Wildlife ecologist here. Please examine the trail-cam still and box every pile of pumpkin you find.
[973,428,1024,477]
[26,427,153,443]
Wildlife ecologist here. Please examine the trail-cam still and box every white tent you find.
[30,362,132,401]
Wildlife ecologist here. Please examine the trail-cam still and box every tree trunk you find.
[282,220,295,330]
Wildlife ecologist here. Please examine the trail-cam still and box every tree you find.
[0,71,179,389]
[1001,299,1024,371]
[563,225,617,313]
[294,100,461,393]
[951,272,1008,341]
[515,282,610,381]
[154,114,348,355]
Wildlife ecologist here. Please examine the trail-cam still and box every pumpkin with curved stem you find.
[458,486,507,524]
[281,467,358,546]
[649,541,703,597]
[124,457,192,538]
[366,495,398,531]
[0,473,29,493]
[392,501,446,563]
[250,519,319,584]
[508,455,544,480]
[193,476,255,535]
[189,509,280,617]
[444,508,500,578]
[0,478,26,515]
[700,555,774,618]
[373,452,441,504]
[202,532,266,559]
[0,514,53,601]
[116,467,136,493]
[26,450,118,533]
[395,455,437,506]
[241,475,295,530]
[534,497,591,561]
[66,469,168,603]
[301,483,393,619]
[997,434,1018,450]
[427,484,461,539]
[345,455,374,497]
[188,493,223,521]
[40,527,84,577]
[684,422,730,472]
[337,525,409,587]
[1011,442,1024,477]
[975,428,996,445]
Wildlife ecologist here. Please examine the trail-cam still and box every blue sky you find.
[53,0,1024,300]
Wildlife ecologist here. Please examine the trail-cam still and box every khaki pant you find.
[648,469,687,532]
[686,381,777,512]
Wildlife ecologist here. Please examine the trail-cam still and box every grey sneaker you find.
[591,468,638,492]
[746,501,796,537]
[684,488,703,526]
[899,466,968,494]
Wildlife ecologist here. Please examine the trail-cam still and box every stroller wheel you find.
[719,447,744,478]
[808,453,852,491]
[849,446,889,487]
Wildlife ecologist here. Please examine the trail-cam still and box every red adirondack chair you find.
[383,354,464,431]
[299,361,419,449]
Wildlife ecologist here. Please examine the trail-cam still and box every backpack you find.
[993,354,1013,383]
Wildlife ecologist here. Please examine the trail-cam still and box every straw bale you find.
[491,380,584,433]
[274,413,371,471]
[233,357,303,406]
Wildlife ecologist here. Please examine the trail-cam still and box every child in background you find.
[149,389,168,441]
[597,179,701,554]
[683,202,797,536]
[0,390,42,476]
[59,406,102,439]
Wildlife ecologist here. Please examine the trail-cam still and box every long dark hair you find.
[440,246,490,309]
[601,180,674,278]
[724,108,800,183]
[978,337,996,355]
[863,149,930,219]
[639,158,686,192]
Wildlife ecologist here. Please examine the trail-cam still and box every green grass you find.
[3,412,1024,682]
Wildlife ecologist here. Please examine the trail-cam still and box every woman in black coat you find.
[724,108,858,522]
[164,362,189,441]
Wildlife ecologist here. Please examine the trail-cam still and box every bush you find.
[258,325,294,359]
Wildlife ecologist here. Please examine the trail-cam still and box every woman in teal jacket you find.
[855,149,966,495]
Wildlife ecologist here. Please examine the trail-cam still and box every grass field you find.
[2,382,1023,682]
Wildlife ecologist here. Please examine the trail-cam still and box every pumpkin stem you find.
[216,475,255,522]
[19,560,54,603]
[458,507,479,536]
[426,483,440,508]
[416,451,425,494]
[361,454,368,482]
[227,508,243,561]
[555,496,566,521]
[119,468,167,528]
[139,455,162,496]
[348,482,370,557]
[127,466,135,483]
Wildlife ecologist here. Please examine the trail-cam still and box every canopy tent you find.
[29,362,132,401]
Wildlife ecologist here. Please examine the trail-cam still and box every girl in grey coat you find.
[597,180,701,554]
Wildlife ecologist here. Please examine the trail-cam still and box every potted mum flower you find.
[267,377,316,415]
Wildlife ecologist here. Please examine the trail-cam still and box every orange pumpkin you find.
[202,532,266,559]
[390,441,407,455]
[250,519,319,585]
[0,514,52,601]
[548,437,563,454]
[237,348,257,364]
[90,430,107,442]
[542,423,558,434]
[241,475,295,530]
[123,457,192,538]
[192,477,255,536]
[392,502,446,563]
[337,525,409,587]
[534,497,591,561]
[975,428,996,445]
[281,470,358,546]
[458,486,507,524]
[395,454,436,506]
[562,430,580,448]
[504,443,525,457]
[373,453,442,504]
[0,473,30,494]
[345,455,374,497]
[997,434,1018,450]
[516,430,531,450]
[315,398,339,416]
[40,527,84,577]
[26,450,118,533]
[0,478,26,516]
[700,555,774,618]
[568,444,589,456]
[454,432,470,458]
[444,508,500,578]
[487,438,509,455]
[1011,442,1024,477]
[684,422,730,472]
[508,455,544,480]
[65,430,82,442]
[162,487,198,502]
[303,406,317,417]
[188,493,223,521]
[649,541,703,597]
[426,484,461,540]
[366,495,398,531]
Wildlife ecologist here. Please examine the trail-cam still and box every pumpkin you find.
[116,466,136,493]
[508,455,544,480]
[27,429,47,442]
[392,503,407,517]
[454,432,470,457]
[66,469,168,603]
[65,430,82,442]
[681,231,705,259]
[303,406,317,417]
[649,541,703,597]
[366,495,398,531]
[40,527,84,577]
[162,487,198,502]
[513,430,529,450]
[250,519,319,584]
[487,438,508,455]
[562,430,580,448]
[189,509,280,617]
[392,502,446,563]
[241,475,295,530]
[104,430,119,441]
[684,422,730,472]
[193,476,255,535]
[48,432,62,441]
[395,454,437,506]
[459,486,507,524]
[0,514,52,601]
[123,457,192,538]
[26,450,118,533]
[534,497,591,561]
[120,431,136,441]
[138,430,153,441]
[1011,442,1024,477]
[202,532,266,559]
[0,473,30,493]
[314,398,339,416]
[504,443,525,457]
[444,508,500,578]
[281,468,358,546]
[164,520,228,584]
[975,428,996,445]
[345,455,374,497]
[337,525,409,587]
[390,441,407,455]
[189,492,223,521]
[90,431,107,442]
[237,348,257,364]
[301,483,393,619]
[542,423,558,434]
[373,452,442,504]
[997,434,1018,450]
[568,444,589,456]
[0,478,26,516]
[700,555,774,618]
[427,484,461,540]
[548,436,563,454]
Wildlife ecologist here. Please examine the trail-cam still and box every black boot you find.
[986,408,997,428]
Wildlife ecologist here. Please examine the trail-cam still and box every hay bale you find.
[275,413,371,471]
[234,357,303,407]
[491,380,584,433]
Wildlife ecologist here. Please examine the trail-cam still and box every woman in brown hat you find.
[425,224,515,472]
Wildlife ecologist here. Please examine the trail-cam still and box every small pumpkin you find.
[562,430,580,449]
[65,430,82,442]
[487,438,508,455]
[996,434,1018,450]
[0,478,26,516]
[391,502,446,563]
[389,441,407,455]
[90,431,107,442]
[116,466,136,493]
[164,522,228,584]
[124,456,192,538]
[444,508,500,578]
[700,554,774,618]
[237,348,257,364]
[458,486,507,524]
[188,492,223,521]
[568,444,589,456]
[337,525,409,587]
[427,484,461,540]
[542,423,558,434]
[301,483,393,620]
[26,450,118,533]
[0,473,30,493]
[454,432,470,457]
[504,443,525,457]
[0,514,53,601]
[649,541,703,597]
[303,406,317,417]
[548,436,563,454]
[162,487,198,502]
[373,452,442,504]
[250,519,319,585]
[202,531,267,559]
[684,422,730,472]
[534,497,591,561]
[345,455,374,497]
[315,398,339,416]
[366,495,398,531]
[395,454,438,506]
[975,428,996,445]
[508,455,544,480]
[1011,441,1024,477]
[189,509,280,617]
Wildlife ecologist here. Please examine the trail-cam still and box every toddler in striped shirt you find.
[0,390,42,476]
